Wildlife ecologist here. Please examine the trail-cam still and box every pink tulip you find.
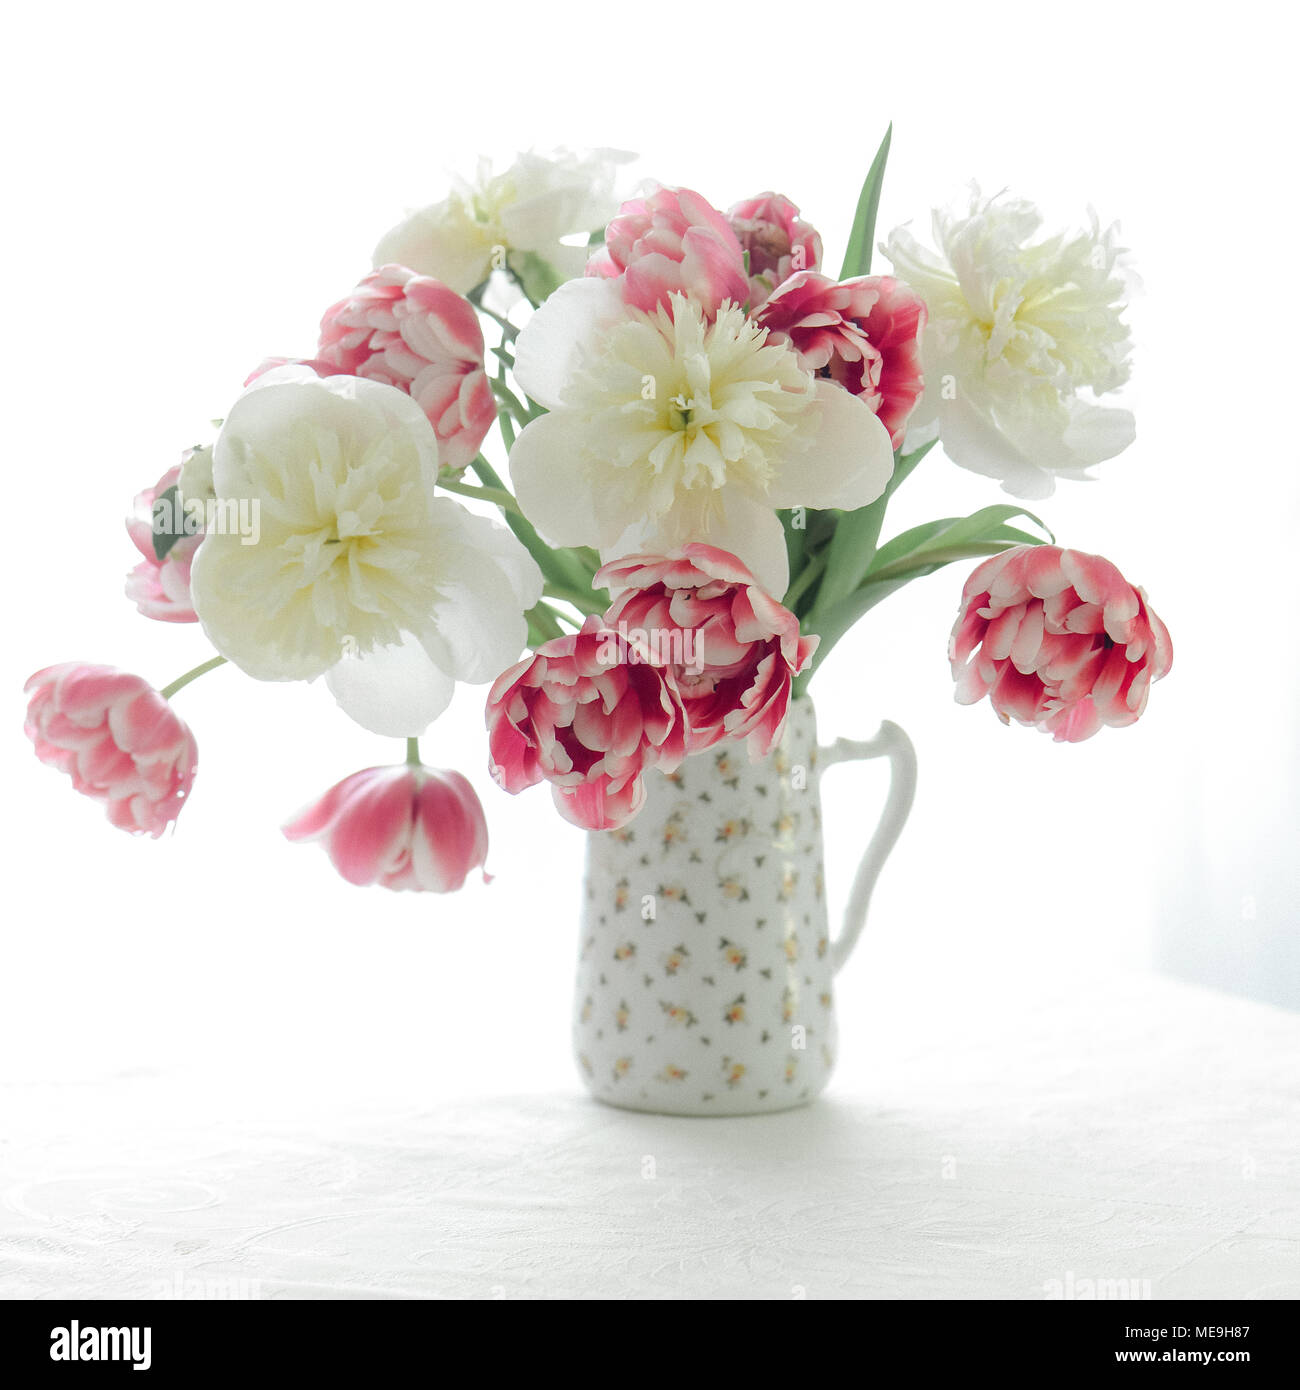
[124,462,201,623]
[726,192,823,306]
[24,664,198,836]
[283,764,490,892]
[755,271,927,449]
[586,186,749,317]
[485,615,688,831]
[949,545,1173,742]
[313,265,496,472]
[597,545,817,760]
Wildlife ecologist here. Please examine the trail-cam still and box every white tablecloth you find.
[3,973,1298,1300]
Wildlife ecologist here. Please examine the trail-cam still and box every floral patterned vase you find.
[574,695,916,1116]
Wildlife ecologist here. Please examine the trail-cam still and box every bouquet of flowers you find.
[25,133,1172,890]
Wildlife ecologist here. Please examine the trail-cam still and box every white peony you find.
[883,188,1134,499]
[189,368,542,737]
[507,278,895,596]
[373,147,633,301]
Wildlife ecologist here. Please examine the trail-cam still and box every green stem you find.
[468,286,519,341]
[783,550,826,616]
[467,453,508,490]
[436,475,522,516]
[406,737,421,766]
[806,439,937,631]
[549,607,583,630]
[506,265,542,312]
[490,375,531,427]
[160,655,226,701]
[526,601,566,645]
[497,403,517,450]
[469,456,598,596]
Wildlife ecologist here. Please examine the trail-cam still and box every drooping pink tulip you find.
[315,265,497,472]
[485,615,688,831]
[755,271,927,448]
[597,545,817,760]
[949,545,1173,742]
[283,764,489,891]
[726,192,823,306]
[24,664,198,836]
[586,186,749,317]
[124,462,201,623]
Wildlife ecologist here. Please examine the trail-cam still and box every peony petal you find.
[767,382,894,511]
[508,409,618,548]
[325,633,455,738]
[512,275,626,411]
[621,492,791,599]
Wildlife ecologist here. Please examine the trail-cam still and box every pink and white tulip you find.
[486,615,688,831]
[586,186,749,317]
[756,272,927,449]
[726,193,823,306]
[24,664,198,836]
[283,764,489,892]
[125,462,201,623]
[315,265,496,472]
[949,546,1172,742]
[598,545,817,759]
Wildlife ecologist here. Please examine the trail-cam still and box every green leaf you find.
[839,123,892,280]
[793,575,914,695]
[864,517,958,575]
[795,502,1054,692]
[150,483,185,562]
[865,504,1052,584]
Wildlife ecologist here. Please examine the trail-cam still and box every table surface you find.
[2,972,1298,1300]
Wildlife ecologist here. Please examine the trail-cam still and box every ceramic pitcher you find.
[573,695,916,1116]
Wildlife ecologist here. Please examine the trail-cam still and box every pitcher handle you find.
[818,721,917,974]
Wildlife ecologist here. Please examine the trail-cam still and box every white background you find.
[2,0,1296,1105]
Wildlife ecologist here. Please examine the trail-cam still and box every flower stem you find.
[783,551,827,615]
[468,287,519,341]
[490,374,530,426]
[526,602,566,646]
[436,475,523,516]
[160,655,226,701]
[497,402,517,450]
[406,737,421,766]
